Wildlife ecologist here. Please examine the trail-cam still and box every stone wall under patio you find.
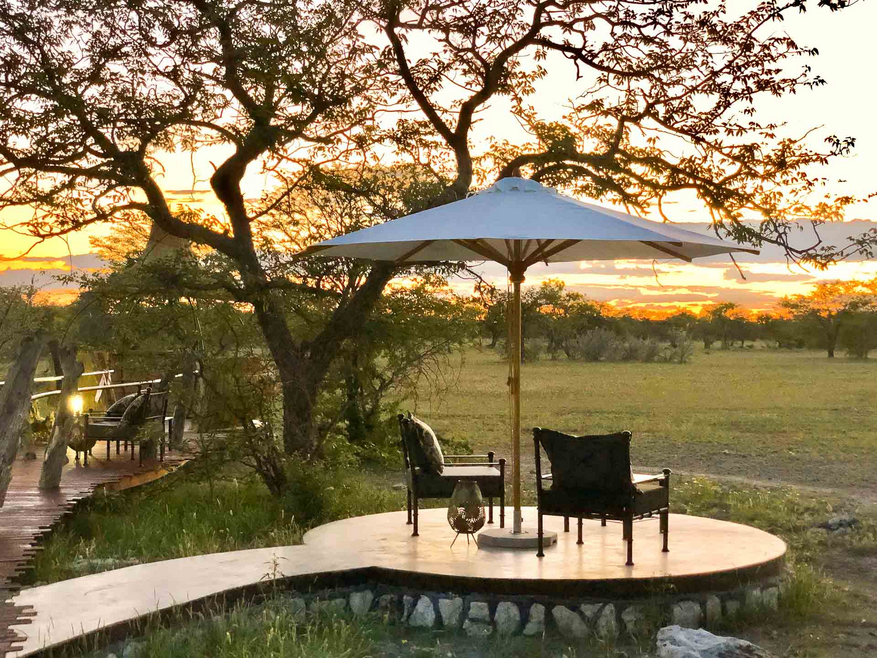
[281,576,783,639]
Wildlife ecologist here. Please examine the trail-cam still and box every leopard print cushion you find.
[410,414,445,474]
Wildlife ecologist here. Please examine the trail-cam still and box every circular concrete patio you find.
[304,507,787,597]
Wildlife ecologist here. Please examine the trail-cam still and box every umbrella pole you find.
[510,265,524,534]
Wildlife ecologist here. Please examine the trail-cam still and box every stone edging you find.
[273,576,782,639]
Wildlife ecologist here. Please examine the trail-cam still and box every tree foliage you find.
[1,0,874,486]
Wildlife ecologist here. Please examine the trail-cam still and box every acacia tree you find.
[780,279,876,357]
[1,0,874,477]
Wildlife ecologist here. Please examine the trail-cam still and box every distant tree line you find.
[470,278,877,362]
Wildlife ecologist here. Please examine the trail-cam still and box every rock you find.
[580,603,602,622]
[671,601,702,628]
[621,605,645,635]
[522,603,545,637]
[745,586,763,609]
[288,597,306,622]
[705,596,722,626]
[468,601,491,622]
[107,653,118,658]
[408,596,436,628]
[122,642,142,658]
[378,594,400,620]
[816,515,859,532]
[494,601,520,636]
[463,619,493,637]
[349,590,373,616]
[439,597,463,628]
[552,606,588,639]
[655,625,776,658]
[391,483,407,491]
[762,587,779,611]
[725,600,741,618]
[310,598,345,616]
[595,603,617,639]
[24,451,37,460]
[403,595,414,621]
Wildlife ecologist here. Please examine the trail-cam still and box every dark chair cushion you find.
[537,429,637,497]
[539,481,667,516]
[118,393,148,432]
[105,393,137,418]
[410,415,444,474]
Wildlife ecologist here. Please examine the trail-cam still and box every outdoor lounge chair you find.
[398,413,506,537]
[83,387,170,465]
[533,427,671,564]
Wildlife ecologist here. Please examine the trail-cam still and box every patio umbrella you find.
[302,177,757,542]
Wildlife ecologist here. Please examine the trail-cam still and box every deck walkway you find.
[8,508,786,657]
[0,447,184,655]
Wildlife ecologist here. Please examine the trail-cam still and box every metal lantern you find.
[448,480,486,546]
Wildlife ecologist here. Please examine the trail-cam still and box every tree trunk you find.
[826,320,839,358]
[170,359,197,449]
[47,339,63,391]
[0,335,44,506]
[39,344,84,489]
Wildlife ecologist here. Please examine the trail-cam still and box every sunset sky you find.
[1,2,876,311]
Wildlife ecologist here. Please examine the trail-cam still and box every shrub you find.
[663,330,695,364]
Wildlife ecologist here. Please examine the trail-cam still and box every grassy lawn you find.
[407,347,877,497]
[24,347,877,657]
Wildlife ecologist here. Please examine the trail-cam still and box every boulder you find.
[349,590,373,616]
[522,603,545,637]
[552,606,588,639]
[463,619,493,637]
[705,596,722,626]
[439,597,463,628]
[494,601,520,636]
[621,605,646,635]
[408,595,436,628]
[595,603,617,639]
[671,601,702,628]
[656,625,776,658]
[468,601,491,622]
[655,626,775,658]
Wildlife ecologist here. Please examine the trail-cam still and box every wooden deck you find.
[0,447,184,655]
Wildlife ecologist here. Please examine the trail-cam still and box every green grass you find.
[69,599,639,658]
[26,465,406,585]
[406,347,877,494]
[26,347,877,657]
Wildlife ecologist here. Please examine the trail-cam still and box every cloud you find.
[166,189,210,196]
[721,268,815,283]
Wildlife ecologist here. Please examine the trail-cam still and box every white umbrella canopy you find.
[303,177,758,266]
[302,177,757,543]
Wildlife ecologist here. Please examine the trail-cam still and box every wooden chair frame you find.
[398,414,506,537]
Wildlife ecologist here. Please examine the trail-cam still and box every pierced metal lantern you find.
[448,480,485,547]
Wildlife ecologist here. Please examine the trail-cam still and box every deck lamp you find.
[70,394,83,416]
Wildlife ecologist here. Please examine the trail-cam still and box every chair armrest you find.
[440,461,503,468]
[541,473,553,481]
[444,454,492,459]
[86,415,121,423]
[632,469,672,485]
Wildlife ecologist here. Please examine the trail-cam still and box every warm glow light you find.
[70,395,83,416]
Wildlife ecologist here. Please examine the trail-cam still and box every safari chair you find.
[398,413,506,537]
[83,387,170,465]
[533,427,671,564]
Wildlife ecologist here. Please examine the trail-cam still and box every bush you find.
[569,328,617,361]
[663,330,695,364]
[567,329,669,364]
